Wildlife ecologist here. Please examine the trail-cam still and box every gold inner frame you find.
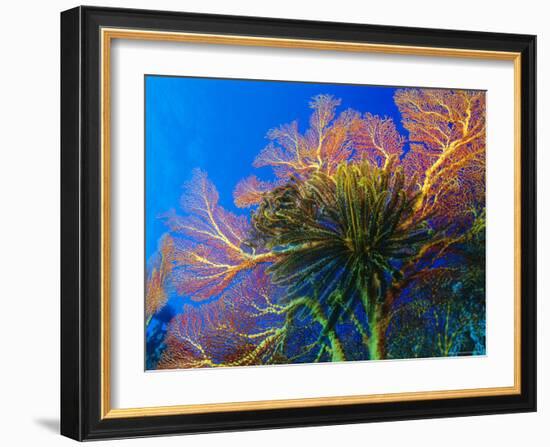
[100,27,522,419]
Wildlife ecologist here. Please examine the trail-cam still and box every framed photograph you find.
[60,6,536,441]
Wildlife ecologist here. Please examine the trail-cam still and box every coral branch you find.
[350,113,405,167]
[395,88,486,225]
[145,236,175,320]
[164,169,276,301]
[233,175,277,208]
[158,267,287,369]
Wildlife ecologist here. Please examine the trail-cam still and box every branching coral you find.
[394,88,486,225]
[158,266,287,368]
[162,169,275,301]
[145,235,175,322]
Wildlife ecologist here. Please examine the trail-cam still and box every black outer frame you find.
[60,5,536,441]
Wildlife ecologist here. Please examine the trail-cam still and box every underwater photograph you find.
[144,75,486,370]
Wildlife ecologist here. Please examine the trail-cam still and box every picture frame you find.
[60,5,536,441]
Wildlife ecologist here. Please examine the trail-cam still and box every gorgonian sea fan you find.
[145,235,175,321]
[253,95,347,180]
[349,113,405,168]
[394,88,486,225]
[234,94,406,209]
[162,169,275,301]
[158,265,287,369]
[233,175,278,208]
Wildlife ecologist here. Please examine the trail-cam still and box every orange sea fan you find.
[395,88,486,224]
[145,235,175,320]
[350,113,405,167]
[163,169,275,301]
[253,94,349,180]
[158,266,286,369]
[233,175,277,208]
